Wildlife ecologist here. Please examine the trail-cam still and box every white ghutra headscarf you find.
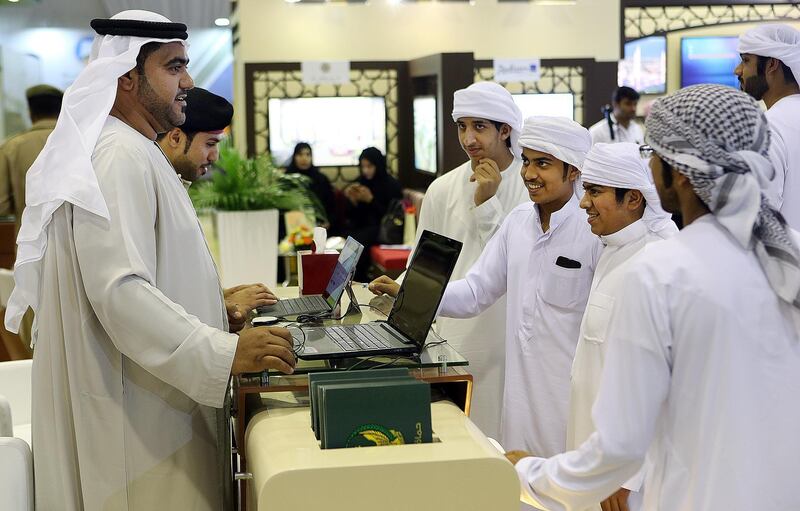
[738,24,800,85]
[518,116,592,170]
[5,10,187,333]
[451,81,524,160]
[646,84,800,309]
[518,116,592,196]
[581,142,678,239]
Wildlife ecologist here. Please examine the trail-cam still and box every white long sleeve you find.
[472,194,506,246]
[438,216,509,319]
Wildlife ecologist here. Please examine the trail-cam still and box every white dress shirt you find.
[438,196,603,456]
[589,115,645,145]
[517,215,800,511]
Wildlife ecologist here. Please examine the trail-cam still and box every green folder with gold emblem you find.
[308,368,411,439]
[319,379,432,449]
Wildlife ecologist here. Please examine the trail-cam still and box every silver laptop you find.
[258,236,364,318]
[291,230,462,360]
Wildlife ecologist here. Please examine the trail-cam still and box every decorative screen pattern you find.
[474,64,585,124]
[624,3,800,40]
[247,66,400,187]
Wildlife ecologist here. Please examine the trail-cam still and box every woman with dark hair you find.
[344,147,403,280]
[285,142,336,228]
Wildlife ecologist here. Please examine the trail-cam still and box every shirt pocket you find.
[539,264,592,310]
[582,291,615,345]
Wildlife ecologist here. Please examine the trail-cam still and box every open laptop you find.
[292,230,462,360]
[258,236,364,317]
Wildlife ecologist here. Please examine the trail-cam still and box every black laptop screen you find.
[388,231,462,347]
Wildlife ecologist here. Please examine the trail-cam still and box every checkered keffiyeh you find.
[645,84,800,308]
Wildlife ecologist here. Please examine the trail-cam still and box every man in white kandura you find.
[370,81,528,439]
[570,142,677,511]
[588,87,644,145]
[508,84,800,511]
[157,86,280,332]
[4,11,296,510]
[435,116,602,457]
[736,24,800,225]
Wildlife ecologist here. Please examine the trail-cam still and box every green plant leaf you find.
[189,140,327,222]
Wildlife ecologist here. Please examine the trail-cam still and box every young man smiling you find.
[435,116,602,457]
[370,81,528,439]
[570,142,677,511]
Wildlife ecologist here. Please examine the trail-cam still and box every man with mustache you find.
[736,24,800,227]
[157,87,279,332]
[435,116,602,458]
[5,11,297,510]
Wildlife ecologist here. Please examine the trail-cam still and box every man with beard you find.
[158,86,229,183]
[157,87,278,331]
[5,11,297,510]
[736,24,800,226]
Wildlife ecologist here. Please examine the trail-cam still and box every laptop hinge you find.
[343,283,363,318]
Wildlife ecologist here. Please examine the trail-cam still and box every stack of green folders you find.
[308,368,433,449]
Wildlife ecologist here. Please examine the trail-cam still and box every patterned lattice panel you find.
[474,65,585,125]
[249,67,400,187]
[624,3,800,40]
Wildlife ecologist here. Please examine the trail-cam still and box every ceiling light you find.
[285,0,302,3]
[214,17,231,26]
[8,0,20,3]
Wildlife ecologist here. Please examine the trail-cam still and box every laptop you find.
[291,230,462,360]
[258,236,364,317]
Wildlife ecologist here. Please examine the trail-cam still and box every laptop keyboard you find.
[276,295,329,315]
[326,324,393,352]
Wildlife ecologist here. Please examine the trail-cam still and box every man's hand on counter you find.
[232,326,296,375]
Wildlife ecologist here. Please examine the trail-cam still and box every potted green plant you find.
[190,142,325,288]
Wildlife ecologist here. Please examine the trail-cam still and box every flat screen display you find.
[388,231,462,347]
[512,93,575,120]
[323,236,364,309]
[619,35,666,94]
[268,97,387,167]
[681,36,740,88]
[413,96,437,174]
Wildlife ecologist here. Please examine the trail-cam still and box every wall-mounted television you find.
[512,93,575,120]
[268,97,387,167]
[681,36,740,89]
[413,96,437,174]
[619,35,666,94]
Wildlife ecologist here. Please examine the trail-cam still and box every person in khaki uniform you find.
[0,85,63,232]
[0,85,62,355]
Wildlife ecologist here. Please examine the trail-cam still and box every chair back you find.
[0,437,34,511]
[0,360,32,426]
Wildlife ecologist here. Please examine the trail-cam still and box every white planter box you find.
[199,209,279,289]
